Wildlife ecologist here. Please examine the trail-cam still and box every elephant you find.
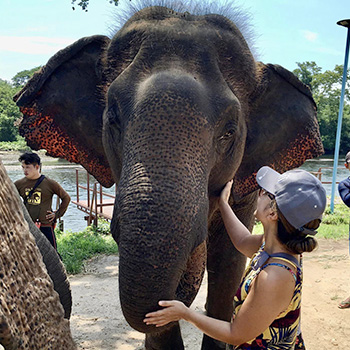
[0,160,76,349]
[20,200,72,320]
[13,2,323,349]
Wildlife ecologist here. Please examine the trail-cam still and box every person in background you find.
[337,151,350,309]
[144,166,326,349]
[14,151,70,250]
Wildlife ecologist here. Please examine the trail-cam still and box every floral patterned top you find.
[232,245,302,350]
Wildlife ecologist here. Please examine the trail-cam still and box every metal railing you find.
[73,169,116,226]
[309,167,343,184]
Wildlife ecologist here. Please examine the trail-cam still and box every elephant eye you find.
[107,110,117,125]
[218,119,237,141]
[106,106,120,127]
[218,129,235,141]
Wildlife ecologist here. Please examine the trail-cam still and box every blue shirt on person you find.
[338,177,350,208]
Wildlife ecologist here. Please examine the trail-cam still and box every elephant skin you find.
[20,201,72,319]
[13,3,323,349]
[0,160,76,349]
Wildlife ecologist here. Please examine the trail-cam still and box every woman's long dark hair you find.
[276,208,319,254]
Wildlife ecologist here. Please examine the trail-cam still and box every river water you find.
[2,152,348,232]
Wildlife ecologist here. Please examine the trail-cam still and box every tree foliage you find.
[0,80,22,142]
[0,68,39,142]
[293,62,350,154]
[71,0,119,11]
[12,66,41,88]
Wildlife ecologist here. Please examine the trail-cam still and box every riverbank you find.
[0,150,79,168]
[1,150,350,234]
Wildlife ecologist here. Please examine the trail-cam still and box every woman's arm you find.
[144,300,236,342]
[144,266,295,345]
[219,180,263,258]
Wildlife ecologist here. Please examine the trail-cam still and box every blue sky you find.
[0,0,349,81]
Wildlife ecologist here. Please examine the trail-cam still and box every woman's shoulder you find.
[258,262,297,292]
[247,265,295,313]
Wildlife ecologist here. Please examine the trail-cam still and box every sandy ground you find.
[68,238,350,350]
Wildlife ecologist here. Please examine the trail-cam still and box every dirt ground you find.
[68,238,350,350]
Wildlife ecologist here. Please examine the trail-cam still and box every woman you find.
[144,166,327,349]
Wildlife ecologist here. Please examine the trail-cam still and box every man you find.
[337,151,350,309]
[15,152,70,250]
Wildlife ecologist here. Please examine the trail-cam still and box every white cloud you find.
[301,30,318,42]
[0,36,75,55]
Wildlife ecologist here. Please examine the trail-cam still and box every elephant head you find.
[14,3,323,349]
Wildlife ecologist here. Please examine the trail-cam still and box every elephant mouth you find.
[175,240,207,306]
[117,231,207,333]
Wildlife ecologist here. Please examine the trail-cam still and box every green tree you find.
[0,80,22,142]
[293,61,322,91]
[71,0,119,11]
[0,67,39,142]
[293,62,350,154]
[12,66,41,88]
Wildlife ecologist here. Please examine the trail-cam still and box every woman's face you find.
[254,188,275,222]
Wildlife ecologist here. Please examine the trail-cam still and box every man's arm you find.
[51,180,71,218]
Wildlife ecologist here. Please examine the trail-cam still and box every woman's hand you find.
[144,300,189,327]
[219,180,233,207]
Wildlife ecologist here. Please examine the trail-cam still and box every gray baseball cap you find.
[256,166,327,235]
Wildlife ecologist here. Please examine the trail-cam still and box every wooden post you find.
[88,184,95,226]
[76,169,79,203]
[87,172,90,207]
[99,184,103,214]
[56,196,64,231]
[94,183,98,227]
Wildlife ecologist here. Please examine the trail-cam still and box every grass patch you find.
[56,202,349,274]
[56,223,118,274]
[253,202,349,239]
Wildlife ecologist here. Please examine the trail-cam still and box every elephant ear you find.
[13,35,114,187]
[232,63,324,199]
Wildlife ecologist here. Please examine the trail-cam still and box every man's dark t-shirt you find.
[15,176,70,226]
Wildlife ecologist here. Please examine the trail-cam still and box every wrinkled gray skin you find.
[20,201,72,319]
[14,3,323,349]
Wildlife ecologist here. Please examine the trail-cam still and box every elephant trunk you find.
[115,165,209,332]
[107,71,216,332]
